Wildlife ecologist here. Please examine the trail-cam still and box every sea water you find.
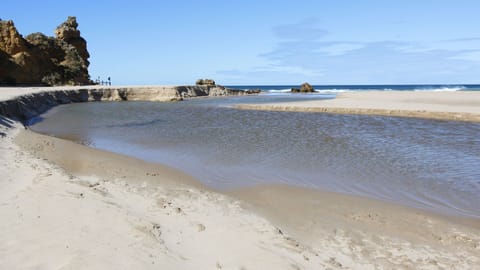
[227,84,480,94]
[29,89,480,218]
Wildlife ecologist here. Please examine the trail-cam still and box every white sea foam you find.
[413,86,466,92]
[267,89,292,93]
[268,88,356,94]
[258,85,469,94]
[316,89,354,93]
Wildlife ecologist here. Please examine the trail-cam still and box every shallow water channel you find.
[30,95,480,218]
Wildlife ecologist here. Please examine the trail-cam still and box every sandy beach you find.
[1,88,480,269]
[236,91,480,122]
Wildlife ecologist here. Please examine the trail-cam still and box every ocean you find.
[227,84,480,94]
[29,85,480,219]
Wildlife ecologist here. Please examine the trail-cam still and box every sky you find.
[3,0,480,85]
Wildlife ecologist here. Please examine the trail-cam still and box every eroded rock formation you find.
[291,82,315,93]
[195,79,216,86]
[0,16,91,86]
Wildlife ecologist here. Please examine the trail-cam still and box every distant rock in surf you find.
[291,82,315,93]
[245,89,261,94]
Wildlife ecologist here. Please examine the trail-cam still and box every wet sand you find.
[236,91,480,122]
[1,88,480,269]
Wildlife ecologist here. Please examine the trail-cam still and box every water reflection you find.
[30,96,480,218]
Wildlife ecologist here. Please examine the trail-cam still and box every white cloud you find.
[314,43,365,56]
[272,17,328,41]
[449,51,480,62]
[215,20,480,84]
[257,65,325,77]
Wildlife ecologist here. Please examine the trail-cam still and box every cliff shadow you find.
[0,115,15,137]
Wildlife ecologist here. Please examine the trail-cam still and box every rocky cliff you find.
[0,16,91,86]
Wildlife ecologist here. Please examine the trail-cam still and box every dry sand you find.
[0,85,116,100]
[236,91,480,122]
[1,88,480,269]
[2,127,324,269]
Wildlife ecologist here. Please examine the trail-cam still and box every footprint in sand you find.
[197,223,206,232]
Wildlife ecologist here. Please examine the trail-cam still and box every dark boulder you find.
[245,89,261,94]
[291,82,315,93]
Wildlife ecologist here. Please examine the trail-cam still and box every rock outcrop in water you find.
[0,16,91,86]
[244,89,262,94]
[191,79,259,98]
[291,82,315,93]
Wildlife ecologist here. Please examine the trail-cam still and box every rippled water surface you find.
[30,95,480,218]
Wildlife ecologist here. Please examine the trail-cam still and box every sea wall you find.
[0,85,249,123]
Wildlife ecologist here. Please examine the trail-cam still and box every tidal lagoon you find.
[30,91,480,218]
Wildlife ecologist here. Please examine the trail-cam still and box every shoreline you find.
[1,87,480,268]
[236,91,480,122]
[0,85,252,123]
[3,125,480,269]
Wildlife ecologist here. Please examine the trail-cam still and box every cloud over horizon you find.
[218,19,480,85]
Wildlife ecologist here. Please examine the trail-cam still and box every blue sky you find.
[3,0,480,85]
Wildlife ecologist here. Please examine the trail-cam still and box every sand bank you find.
[2,127,326,269]
[236,91,480,122]
[1,87,480,269]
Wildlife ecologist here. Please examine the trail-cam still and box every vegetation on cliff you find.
[195,79,216,86]
[0,16,91,86]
